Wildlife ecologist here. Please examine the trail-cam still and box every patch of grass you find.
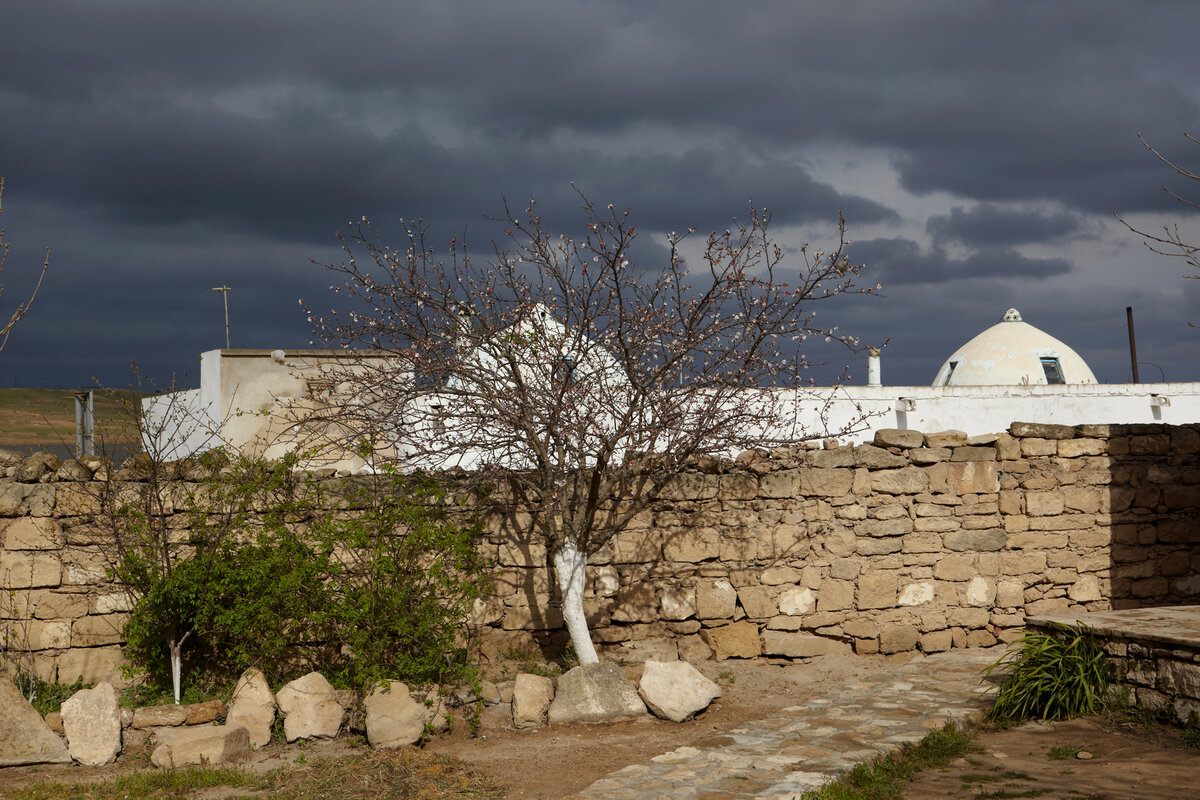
[500,647,562,678]
[10,765,263,799]
[23,677,84,717]
[120,675,233,709]
[975,789,1045,799]
[0,387,140,448]
[983,623,1109,724]
[799,722,978,799]
[1047,745,1082,760]
[13,749,503,800]
[716,669,736,686]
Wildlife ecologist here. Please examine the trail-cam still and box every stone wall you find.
[2,422,1199,683]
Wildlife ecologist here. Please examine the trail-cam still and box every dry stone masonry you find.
[2,422,1199,680]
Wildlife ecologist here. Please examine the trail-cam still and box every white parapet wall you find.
[142,349,1200,464]
[805,382,1200,443]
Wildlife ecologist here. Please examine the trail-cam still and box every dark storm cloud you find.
[2,1,1199,387]
[926,205,1086,248]
[849,237,1073,286]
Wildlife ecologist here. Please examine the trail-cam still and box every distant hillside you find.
[0,388,140,454]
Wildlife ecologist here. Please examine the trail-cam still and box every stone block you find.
[816,579,855,611]
[879,624,920,653]
[965,576,994,606]
[695,579,737,619]
[276,672,345,741]
[1020,438,1058,457]
[71,614,127,647]
[777,586,815,616]
[858,517,914,537]
[951,446,995,462]
[924,431,967,449]
[758,470,798,499]
[898,581,935,606]
[943,529,1005,552]
[151,724,249,768]
[908,448,949,465]
[610,530,664,563]
[658,587,695,620]
[857,572,898,609]
[870,467,929,495]
[934,554,974,581]
[1010,422,1074,439]
[57,646,124,685]
[854,445,907,468]
[610,584,657,624]
[735,585,777,619]
[548,662,646,724]
[942,462,999,495]
[1026,491,1065,516]
[797,468,853,497]
[0,675,72,766]
[702,621,761,660]
[62,682,122,766]
[638,660,721,722]
[761,631,851,658]
[662,528,719,562]
[132,704,188,729]
[874,429,925,449]
[1057,438,1106,457]
[919,630,953,653]
[1130,434,1170,455]
[1,518,63,550]
[0,551,61,588]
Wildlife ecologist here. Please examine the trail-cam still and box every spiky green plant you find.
[983,622,1109,724]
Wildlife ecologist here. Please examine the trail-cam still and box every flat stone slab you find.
[0,676,71,766]
[575,649,995,799]
[1027,606,1200,650]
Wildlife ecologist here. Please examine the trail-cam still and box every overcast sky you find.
[2,1,1199,391]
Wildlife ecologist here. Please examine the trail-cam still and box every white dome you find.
[932,308,1097,386]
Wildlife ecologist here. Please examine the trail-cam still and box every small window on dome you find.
[945,361,958,382]
[1040,357,1064,384]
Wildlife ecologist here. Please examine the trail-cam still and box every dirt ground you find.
[2,653,1197,800]
[906,715,1200,800]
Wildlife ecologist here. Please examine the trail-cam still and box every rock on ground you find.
[548,663,646,725]
[150,724,249,768]
[131,704,188,729]
[511,673,554,729]
[638,660,722,722]
[61,682,122,766]
[363,681,426,748]
[226,668,276,747]
[0,676,71,766]
[276,672,344,742]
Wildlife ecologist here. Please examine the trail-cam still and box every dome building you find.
[932,308,1097,386]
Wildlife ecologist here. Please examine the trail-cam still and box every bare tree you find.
[1116,132,1200,288]
[0,177,49,351]
[308,193,877,663]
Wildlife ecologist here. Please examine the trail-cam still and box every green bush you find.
[983,622,1109,723]
[117,452,487,694]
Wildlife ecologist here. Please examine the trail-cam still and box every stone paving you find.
[574,648,997,800]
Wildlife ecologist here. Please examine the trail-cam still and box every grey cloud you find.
[927,205,1085,248]
[849,238,1073,286]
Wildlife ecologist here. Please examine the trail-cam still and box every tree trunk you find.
[168,631,191,704]
[552,539,599,664]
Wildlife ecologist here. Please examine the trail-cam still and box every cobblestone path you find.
[574,649,996,800]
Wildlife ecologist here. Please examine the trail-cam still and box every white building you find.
[144,308,1200,463]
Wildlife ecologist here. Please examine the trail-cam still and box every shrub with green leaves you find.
[983,622,1109,723]
[116,451,487,695]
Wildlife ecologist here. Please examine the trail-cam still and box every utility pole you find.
[212,286,231,349]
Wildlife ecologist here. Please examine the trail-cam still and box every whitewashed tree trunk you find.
[169,631,191,704]
[552,539,599,664]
